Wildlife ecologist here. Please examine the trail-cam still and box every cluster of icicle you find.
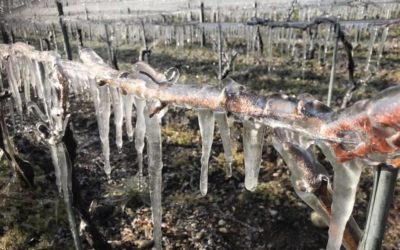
[0,43,83,249]
[1,42,400,250]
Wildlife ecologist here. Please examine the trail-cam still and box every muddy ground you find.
[0,28,400,250]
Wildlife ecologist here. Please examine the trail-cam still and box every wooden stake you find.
[55,0,72,60]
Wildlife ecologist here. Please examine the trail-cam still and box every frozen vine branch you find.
[1,42,400,250]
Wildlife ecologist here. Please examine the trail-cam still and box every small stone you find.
[217,219,226,226]
[135,239,154,249]
[269,209,278,217]
[219,227,228,233]
[195,231,205,240]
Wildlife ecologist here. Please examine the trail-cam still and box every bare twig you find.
[248,16,360,108]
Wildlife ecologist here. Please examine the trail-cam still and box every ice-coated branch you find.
[1,42,399,167]
[2,42,400,250]
[98,64,400,169]
[272,132,362,250]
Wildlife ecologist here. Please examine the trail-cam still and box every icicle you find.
[271,135,330,225]
[376,27,389,68]
[5,59,23,114]
[145,108,164,250]
[122,94,135,141]
[110,87,124,152]
[22,58,31,105]
[98,86,112,178]
[365,27,378,72]
[28,60,38,98]
[198,109,215,196]
[302,30,308,79]
[267,26,273,72]
[49,142,83,250]
[134,97,146,183]
[242,120,265,191]
[318,142,362,250]
[214,112,233,177]
[327,25,339,107]
[34,61,45,100]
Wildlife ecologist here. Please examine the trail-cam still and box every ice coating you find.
[122,94,135,141]
[282,142,325,193]
[214,111,233,176]
[318,142,362,250]
[320,85,400,165]
[377,26,389,67]
[4,56,23,114]
[98,86,112,178]
[110,87,124,151]
[134,97,146,183]
[145,108,164,250]
[273,128,362,250]
[49,142,83,250]
[2,41,400,250]
[243,120,265,191]
[198,109,215,196]
[271,134,331,225]
[365,27,378,72]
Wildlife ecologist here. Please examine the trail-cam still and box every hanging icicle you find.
[215,111,233,177]
[198,109,215,196]
[145,104,166,250]
[242,120,265,191]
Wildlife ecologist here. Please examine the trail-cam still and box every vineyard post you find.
[253,1,263,55]
[52,24,58,52]
[84,2,89,21]
[360,164,399,250]
[76,27,83,47]
[217,11,223,83]
[55,0,72,60]
[139,20,150,63]
[104,24,118,69]
[327,23,339,107]
[0,23,11,44]
[199,2,205,47]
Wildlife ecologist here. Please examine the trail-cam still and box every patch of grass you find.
[0,228,26,250]
[163,125,199,146]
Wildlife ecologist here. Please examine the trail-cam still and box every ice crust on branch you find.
[1,42,400,250]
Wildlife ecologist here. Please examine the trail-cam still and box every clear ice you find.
[198,109,215,196]
[318,142,362,250]
[98,86,112,178]
[110,87,124,151]
[134,97,146,183]
[243,120,265,191]
[214,112,233,177]
[122,94,135,141]
[145,106,164,250]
